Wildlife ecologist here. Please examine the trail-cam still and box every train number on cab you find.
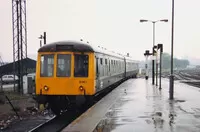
[79,80,87,84]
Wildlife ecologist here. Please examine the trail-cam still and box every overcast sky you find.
[1,0,200,62]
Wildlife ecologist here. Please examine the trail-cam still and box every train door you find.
[109,60,111,76]
[96,57,99,79]
[73,53,95,95]
[124,58,126,77]
[95,56,100,91]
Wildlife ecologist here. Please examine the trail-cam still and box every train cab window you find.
[57,54,71,77]
[74,54,89,77]
[40,54,54,77]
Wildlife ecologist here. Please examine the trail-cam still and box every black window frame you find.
[56,54,71,77]
[40,54,54,77]
[74,54,89,77]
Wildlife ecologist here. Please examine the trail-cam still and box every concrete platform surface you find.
[62,78,200,132]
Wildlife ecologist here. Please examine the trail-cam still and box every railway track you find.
[162,69,200,88]
[27,70,200,132]
[29,109,86,132]
[28,78,125,132]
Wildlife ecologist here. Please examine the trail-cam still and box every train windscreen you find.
[74,54,89,77]
[57,54,71,77]
[40,54,54,77]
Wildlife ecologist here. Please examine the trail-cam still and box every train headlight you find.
[79,86,84,91]
[44,86,49,91]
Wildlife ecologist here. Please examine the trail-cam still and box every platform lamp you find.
[140,19,168,85]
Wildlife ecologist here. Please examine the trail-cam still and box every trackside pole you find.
[145,56,148,80]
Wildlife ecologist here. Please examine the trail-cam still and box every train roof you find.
[124,55,139,63]
[38,41,94,52]
[92,45,125,59]
[38,40,138,63]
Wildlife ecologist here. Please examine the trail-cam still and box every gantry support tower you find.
[12,0,27,94]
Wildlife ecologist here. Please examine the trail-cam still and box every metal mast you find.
[12,0,27,94]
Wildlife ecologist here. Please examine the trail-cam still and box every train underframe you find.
[35,73,138,115]
[35,94,94,115]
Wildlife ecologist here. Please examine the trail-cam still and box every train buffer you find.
[62,78,200,132]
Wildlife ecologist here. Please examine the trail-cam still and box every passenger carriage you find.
[35,40,139,115]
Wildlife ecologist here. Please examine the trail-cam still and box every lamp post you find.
[170,0,175,100]
[140,19,168,85]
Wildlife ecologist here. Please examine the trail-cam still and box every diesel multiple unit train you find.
[35,41,139,115]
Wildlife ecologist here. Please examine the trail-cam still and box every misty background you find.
[1,0,200,65]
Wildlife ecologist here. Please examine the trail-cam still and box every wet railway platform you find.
[62,78,200,132]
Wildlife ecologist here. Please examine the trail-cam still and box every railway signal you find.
[144,44,163,88]
[38,32,47,47]
[157,44,163,89]
[153,45,159,86]
[152,44,163,89]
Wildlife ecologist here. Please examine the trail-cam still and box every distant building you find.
[0,58,36,76]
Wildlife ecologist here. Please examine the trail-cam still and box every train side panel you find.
[94,52,125,93]
[125,58,139,78]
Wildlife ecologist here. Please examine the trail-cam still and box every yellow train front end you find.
[35,41,95,115]
[36,52,95,95]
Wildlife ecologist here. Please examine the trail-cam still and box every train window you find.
[111,60,113,65]
[57,54,71,77]
[74,54,89,77]
[105,59,107,65]
[100,58,103,65]
[40,54,54,77]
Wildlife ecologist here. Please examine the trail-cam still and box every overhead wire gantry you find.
[12,0,27,94]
